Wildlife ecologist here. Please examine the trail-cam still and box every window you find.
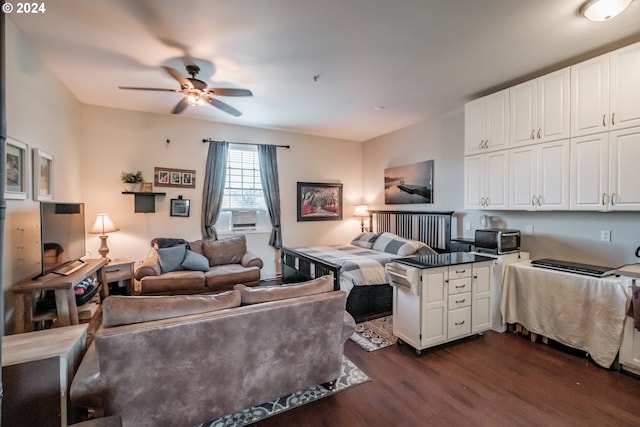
[221,144,266,210]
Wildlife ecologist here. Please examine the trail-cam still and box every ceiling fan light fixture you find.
[581,0,633,21]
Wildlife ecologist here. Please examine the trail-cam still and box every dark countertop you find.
[396,252,494,269]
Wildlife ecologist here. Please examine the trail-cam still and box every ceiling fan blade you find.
[205,97,242,117]
[119,86,180,92]
[205,88,253,97]
[161,66,194,90]
[171,97,190,114]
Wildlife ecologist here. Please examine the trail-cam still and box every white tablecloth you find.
[501,261,630,368]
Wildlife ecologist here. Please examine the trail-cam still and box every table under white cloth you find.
[501,261,630,368]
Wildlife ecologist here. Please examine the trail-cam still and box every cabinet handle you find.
[602,193,610,206]
[455,299,466,304]
[603,114,606,127]
[611,193,616,205]
[479,140,484,149]
[485,140,490,149]
[485,197,490,206]
[530,129,535,140]
[537,129,541,139]
[455,269,466,274]
[531,195,538,206]
[537,195,543,206]
[612,113,615,126]
[455,285,466,289]
[455,320,465,326]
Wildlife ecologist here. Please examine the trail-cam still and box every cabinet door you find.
[485,150,509,209]
[509,146,537,209]
[485,89,510,152]
[510,80,537,147]
[472,264,491,333]
[570,133,609,210]
[620,317,640,375]
[464,98,485,155]
[571,54,609,137]
[537,140,570,210]
[610,41,640,131]
[421,269,447,348]
[538,69,570,143]
[609,127,640,210]
[464,155,484,209]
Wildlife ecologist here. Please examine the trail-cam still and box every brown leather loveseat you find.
[133,235,263,295]
[70,276,355,426]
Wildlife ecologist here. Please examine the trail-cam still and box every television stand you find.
[12,258,109,334]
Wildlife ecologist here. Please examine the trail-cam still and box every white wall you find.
[363,110,640,267]
[4,20,84,331]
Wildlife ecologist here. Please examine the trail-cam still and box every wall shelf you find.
[122,191,166,213]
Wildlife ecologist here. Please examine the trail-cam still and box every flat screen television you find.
[40,202,87,276]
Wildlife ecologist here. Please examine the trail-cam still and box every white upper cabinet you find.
[510,69,570,148]
[510,140,570,210]
[464,150,509,210]
[572,41,640,138]
[609,127,640,211]
[464,89,509,155]
[570,133,609,211]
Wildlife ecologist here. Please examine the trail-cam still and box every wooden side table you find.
[104,259,135,295]
[2,324,88,427]
[12,258,108,333]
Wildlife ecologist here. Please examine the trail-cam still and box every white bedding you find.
[501,261,630,368]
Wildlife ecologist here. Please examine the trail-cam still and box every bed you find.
[281,210,453,322]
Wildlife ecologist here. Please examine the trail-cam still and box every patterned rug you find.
[350,315,397,351]
[195,355,369,427]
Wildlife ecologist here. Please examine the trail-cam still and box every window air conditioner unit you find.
[231,210,257,231]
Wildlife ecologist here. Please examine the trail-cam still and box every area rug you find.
[196,355,369,427]
[350,315,397,351]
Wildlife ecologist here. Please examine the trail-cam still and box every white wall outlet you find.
[525,225,534,235]
[600,230,611,242]
[464,221,471,231]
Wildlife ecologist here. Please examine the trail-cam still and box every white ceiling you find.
[8,0,640,141]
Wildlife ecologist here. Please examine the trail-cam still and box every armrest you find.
[341,311,356,344]
[134,252,161,280]
[70,343,104,409]
[241,251,263,269]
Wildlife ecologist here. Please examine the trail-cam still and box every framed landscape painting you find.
[297,182,343,221]
[384,159,434,204]
[5,138,29,200]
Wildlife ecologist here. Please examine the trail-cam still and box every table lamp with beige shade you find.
[89,213,120,261]
[354,204,369,232]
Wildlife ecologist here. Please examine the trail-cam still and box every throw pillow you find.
[202,235,247,266]
[102,291,241,328]
[181,249,210,272]
[372,232,428,256]
[156,244,187,273]
[234,275,333,305]
[350,232,381,249]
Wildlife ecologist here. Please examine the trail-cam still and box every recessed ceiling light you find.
[581,0,633,21]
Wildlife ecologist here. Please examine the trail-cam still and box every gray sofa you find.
[70,276,355,427]
[133,235,263,295]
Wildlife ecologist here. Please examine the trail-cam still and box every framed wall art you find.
[5,137,29,200]
[297,182,343,221]
[384,159,433,204]
[33,148,54,201]
[170,197,190,217]
[154,167,196,189]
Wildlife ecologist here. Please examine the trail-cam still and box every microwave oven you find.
[474,228,521,254]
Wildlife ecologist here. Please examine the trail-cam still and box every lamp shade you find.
[89,213,120,235]
[354,205,369,217]
[582,0,632,21]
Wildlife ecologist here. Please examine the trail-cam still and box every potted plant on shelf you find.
[121,171,144,192]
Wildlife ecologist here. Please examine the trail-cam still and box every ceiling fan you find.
[119,64,252,117]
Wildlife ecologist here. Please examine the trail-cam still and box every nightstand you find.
[104,259,135,295]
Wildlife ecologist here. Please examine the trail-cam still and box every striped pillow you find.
[372,232,434,256]
[350,232,382,249]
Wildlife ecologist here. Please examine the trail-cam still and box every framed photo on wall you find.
[154,166,196,189]
[5,137,29,200]
[170,198,190,217]
[33,148,54,201]
[297,182,343,221]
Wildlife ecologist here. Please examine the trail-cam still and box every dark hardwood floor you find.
[255,331,640,427]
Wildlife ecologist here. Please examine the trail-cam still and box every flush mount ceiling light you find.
[581,0,633,21]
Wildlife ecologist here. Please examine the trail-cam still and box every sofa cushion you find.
[202,235,247,266]
[102,291,241,327]
[234,275,333,305]
[138,270,206,295]
[181,249,210,272]
[151,237,190,249]
[157,244,187,273]
[350,232,381,249]
[188,239,205,256]
[205,264,261,292]
[372,232,431,256]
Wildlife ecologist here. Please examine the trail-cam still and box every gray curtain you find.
[201,140,229,239]
[258,145,282,247]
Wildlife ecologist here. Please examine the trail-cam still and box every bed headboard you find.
[368,210,453,252]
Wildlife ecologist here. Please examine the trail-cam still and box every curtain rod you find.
[202,138,290,149]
